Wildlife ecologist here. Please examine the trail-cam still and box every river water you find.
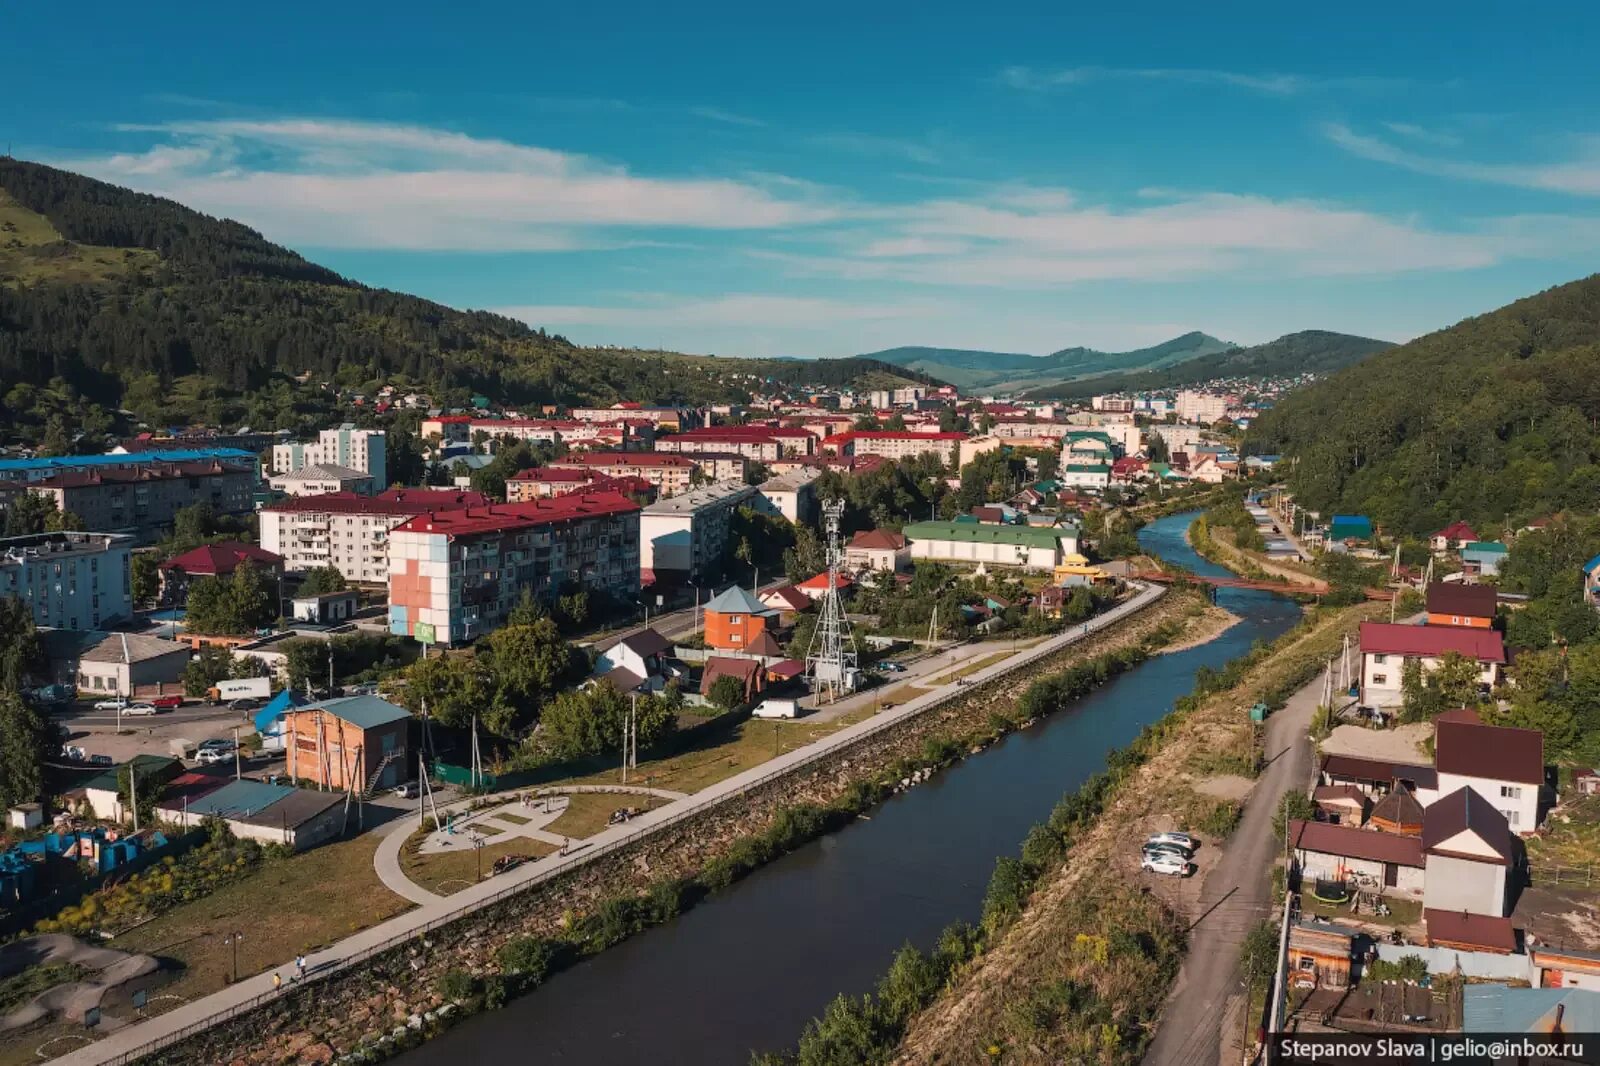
[396,512,1301,1066]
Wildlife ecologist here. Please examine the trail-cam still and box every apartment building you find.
[1174,391,1235,426]
[388,492,641,646]
[260,488,489,585]
[867,387,926,408]
[25,459,258,539]
[820,431,965,465]
[549,452,743,497]
[638,481,757,586]
[568,406,696,431]
[655,426,816,462]
[272,425,387,488]
[0,448,258,486]
[267,463,375,497]
[0,531,134,630]
[506,468,656,504]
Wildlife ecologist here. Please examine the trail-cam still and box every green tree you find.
[185,562,278,635]
[298,565,348,597]
[399,654,493,730]
[0,691,45,808]
[171,502,218,550]
[480,620,577,733]
[535,682,677,761]
[707,674,746,711]
[0,597,45,691]
[3,493,62,536]
[184,646,238,698]
[130,553,160,606]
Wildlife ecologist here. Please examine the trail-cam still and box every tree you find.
[3,493,63,536]
[171,502,218,550]
[1399,651,1484,723]
[298,565,348,597]
[130,553,159,606]
[0,691,44,808]
[184,646,238,697]
[535,682,677,761]
[0,597,45,691]
[505,588,546,627]
[480,620,578,733]
[399,654,493,730]
[707,674,746,711]
[185,561,278,635]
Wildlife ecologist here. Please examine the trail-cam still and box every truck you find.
[207,677,272,703]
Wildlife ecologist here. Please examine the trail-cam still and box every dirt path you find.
[1141,670,1322,1066]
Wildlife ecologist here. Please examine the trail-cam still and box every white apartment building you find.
[639,481,757,585]
[0,531,134,631]
[272,425,388,487]
[260,488,489,585]
[754,469,820,524]
[1174,391,1235,425]
[267,463,375,497]
[824,431,965,465]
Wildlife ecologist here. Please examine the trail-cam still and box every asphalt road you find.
[1143,671,1322,1066]
[50,701,242,728]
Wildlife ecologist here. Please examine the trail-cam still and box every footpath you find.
[56,583,1165,1066]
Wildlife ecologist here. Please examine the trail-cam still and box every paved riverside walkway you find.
[57,582,1164,1066]
[1142,668,1322,1066]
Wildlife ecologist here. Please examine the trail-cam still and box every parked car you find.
[122,703,160,717]
[197,738,236,752]
[1141,854,1193,877]
[1147,831,1197,852]
[150,695,184,709]
[229,698,262,713]
[879,662,907,673]
[92,698,126,711]
[87,754,114,767]
[393,781,419,799]
[61,744,87,761]
[196,748,233,765]
[1142,841,1193,861]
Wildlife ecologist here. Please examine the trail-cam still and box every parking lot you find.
[46,697,272,767]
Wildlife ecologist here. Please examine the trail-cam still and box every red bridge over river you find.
[1132,570,1395,601]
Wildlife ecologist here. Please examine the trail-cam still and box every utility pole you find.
[232,726,241,781]
[128,762,138,832]
[328,645,335,698]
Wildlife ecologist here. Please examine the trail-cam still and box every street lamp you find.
[223,931,244,984]
[473,835,486,881]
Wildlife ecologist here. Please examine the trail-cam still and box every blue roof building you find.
[1327,514,1374,541]
[0,448,257,483]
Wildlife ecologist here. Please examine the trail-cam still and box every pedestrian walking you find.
[295,954,306,981]
[273,972,282,993]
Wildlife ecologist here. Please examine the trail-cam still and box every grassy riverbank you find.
[760,597,1383,1066]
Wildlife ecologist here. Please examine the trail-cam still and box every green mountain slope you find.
[1247,275,1600,535]
[861,331,1235,391]
[1031,330,1393,399]
[0,158,935,444]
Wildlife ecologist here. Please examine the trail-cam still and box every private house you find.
[702,584,779,653]
[844,529,910,573]
[1529,946,1600,991]
[1312,784,1369,826]
[1358,622,1505,708]
[1319,753,1437,802]
[281,695,412,794]
[158,542,284,602]
[1460,541,1509,579]
[1060,462,1113,491]
[1421,786,1516,917]
[82,755,184,821]
[1288,819,1425,897]
[1431,521,1480,554]
[1434,708,1543,832]
[1287,920,1357,991]
[795,572,854,601]
[592,628,675,694]
[1425,582,1497,628]
[758,584,813,619]
[1327,514,1374,543]
[1369,787,1425,836]
[700,656,765,705]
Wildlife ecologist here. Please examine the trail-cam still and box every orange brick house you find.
[702,584,779,652]
[282,695,411,793]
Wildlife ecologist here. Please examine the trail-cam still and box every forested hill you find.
[0,158,933,444]
[1032,330,1393,399]
[1247,274,1600,535]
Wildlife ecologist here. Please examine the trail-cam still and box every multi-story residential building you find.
[655,426,816,462]
[260,488,489,585]
[506,469,656,504]
[867,387,926,408]
[753,469,820,524]
[548,452,742,497]
[267,463,376,497]
[820,431,965,466]
[24,459,258,539]
[1091,395,1136,413]
[1358,623,1506,708]
[1060,462,1113,491]
[569,405,696,431]
[0,531,134,630]
[1174,390,1235,426]
[638,481,757,587]
[0,448,259,486]
[272,425,387,488]
[387,491,641,646]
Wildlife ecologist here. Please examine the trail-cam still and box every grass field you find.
[398,828,557,897]
[543,793,668,841]
[0,190,159,286]
[1527,793,1600,870]
[109,833,411,1002]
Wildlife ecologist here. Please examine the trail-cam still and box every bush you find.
[436,969,477,1003]
[496,936,562,985]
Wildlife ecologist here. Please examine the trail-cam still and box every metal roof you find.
[174,779,295,818]
[291,694,412,730]
[902,520,1078,550]
[0,448,256,474]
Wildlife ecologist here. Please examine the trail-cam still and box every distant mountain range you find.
[1029,330,1394,400]
[860,332,1239,392]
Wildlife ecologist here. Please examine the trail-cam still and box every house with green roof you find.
[1461,541,1508,579]
[1060,462,1112,491]
[903,520,1081,571]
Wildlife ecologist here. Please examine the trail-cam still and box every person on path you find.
[273,972,282,993]
[295,954,306,981]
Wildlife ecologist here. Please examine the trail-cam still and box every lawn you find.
[1299,887,1422,928]
[1527,793,1600,873]
[0,190,160,286]
[398,830,557,897]
[110,832,412,1003]
[543,793,668,841]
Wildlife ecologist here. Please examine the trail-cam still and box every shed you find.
[1370,786,1425,836]
[1287,920,1358,989]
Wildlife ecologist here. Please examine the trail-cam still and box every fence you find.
[1372,941,1532,983]
[1539,864,1600,886]
[84,583,1165,1066]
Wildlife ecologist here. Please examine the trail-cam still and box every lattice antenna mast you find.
[806,499,858,703]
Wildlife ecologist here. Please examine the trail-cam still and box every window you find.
[1505,809,1520,827]
[1373,654,1387,665]
[1372,674,1387,686]
[1500,785,1522,800]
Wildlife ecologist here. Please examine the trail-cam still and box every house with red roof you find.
[759,584,813,617]
[1358,621,1505,708]
[819,431,965,465]
[1434,707,1544,833]
[158,541,283,600]
[795,572,855,601]
[843,529,910,572]
[1430,521,1480,554]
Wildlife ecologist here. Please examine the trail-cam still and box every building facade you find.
[267,463,376,497]
[260,489,489,585]
[272,425,387,488]
[638,481,757,586]
[388,492,641,645]
[901,521,1079,571]
[25,459,258,539]
[0,531,134,630]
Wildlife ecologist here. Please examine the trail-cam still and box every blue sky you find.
[8,3,1600,358]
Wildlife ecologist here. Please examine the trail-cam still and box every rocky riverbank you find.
[130,591,1205,1066]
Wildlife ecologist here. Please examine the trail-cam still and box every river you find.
[395,512,1302,1066]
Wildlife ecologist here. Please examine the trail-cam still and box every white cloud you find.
[1324,123,1600,196]
[690,106,766,128]
[1381,121,1461,148]
[997,66,1407,96]
[806,131,947,165]
[499,294,933,330]
[64,117,839,251]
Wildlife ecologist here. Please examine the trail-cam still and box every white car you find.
[122,703,159,717]
[1141,854,1193,877]
[1147,831,1197,852]
[93,699,126,711]
[196,748,233,765]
